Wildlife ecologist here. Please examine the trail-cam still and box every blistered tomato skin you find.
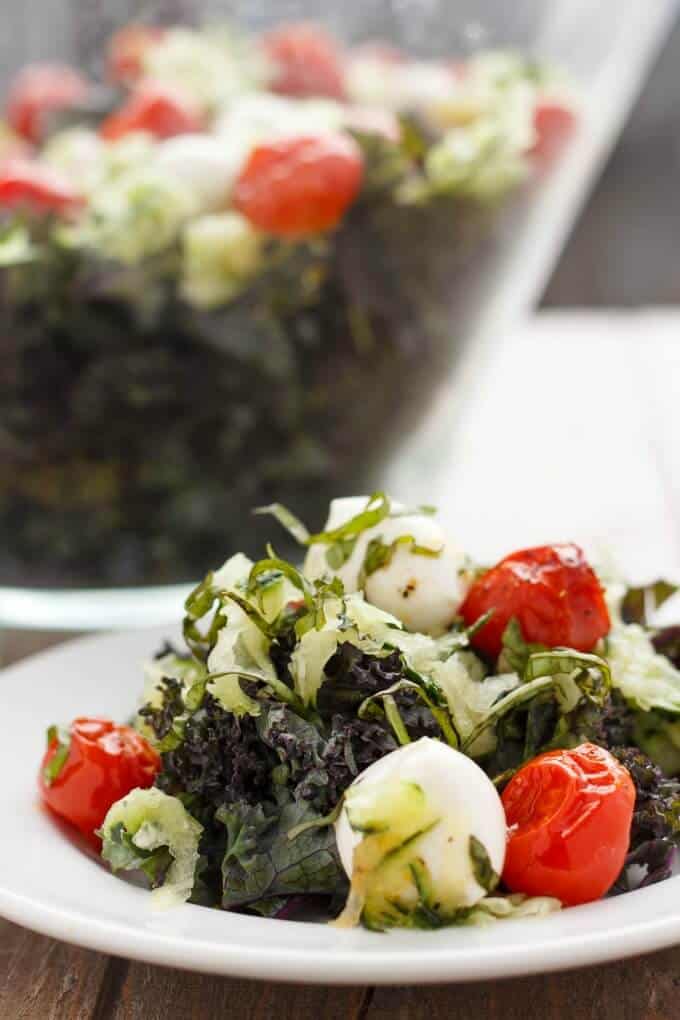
[262,23,346,100]
[501,743,635,906]
[7,64,90,143]
[233,134,364,238]
[39,718,160,845]
[0,158,84,215]
[459,543,610,659]
[99,83,204,141]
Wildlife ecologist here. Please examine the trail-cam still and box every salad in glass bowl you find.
[0,20,575,587]
[38,494,680,929]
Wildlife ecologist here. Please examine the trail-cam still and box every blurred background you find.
[0,1,677,628]
[546,18,680,306]
[1,3,677,306]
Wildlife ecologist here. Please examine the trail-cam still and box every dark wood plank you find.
[366,947,680,1020]
[0,917,113,1020]
[0,629,76,668]
[108,963,368,1020]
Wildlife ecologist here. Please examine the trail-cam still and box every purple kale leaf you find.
[611,747,680,891]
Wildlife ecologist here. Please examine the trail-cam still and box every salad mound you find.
[0,20,575,586]
[39,494,680,929]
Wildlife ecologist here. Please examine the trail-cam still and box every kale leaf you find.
[611,747,680,891]
[218,798,345,913]
[320,642,440,740]
[156,693,275,817]
[148,681,390,913]
[258,700,397,814]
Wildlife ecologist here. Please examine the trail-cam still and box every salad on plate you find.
[38,494,680,930]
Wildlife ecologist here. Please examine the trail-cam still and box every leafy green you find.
[633,711,680,776]
[42,725,71,786]
[463,647,611,774]
[358,678,459,748]
[358,534,443,588]
[253,503,310,545]
[218,798,344,912]
[183,572,226,663]
[257,493,396,572]
[496,618,546,675]
[102,822,174,887]
[100,787,203,906]
[247,553,314,611]
[468,835,500,894]
[611,748,680,891]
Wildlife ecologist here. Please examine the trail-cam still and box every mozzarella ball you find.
[335,737,507,909]
[346,56,457,112]
[303,496,469,635]
[156,134,245,210]
[215,92,345,146]
[303,496,371,592]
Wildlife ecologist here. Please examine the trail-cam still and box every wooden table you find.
[3,311,680,1018]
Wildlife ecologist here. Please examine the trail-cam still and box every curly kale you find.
[258,701,397,813]
[156,694,274,815]
[138,676,185,743]
[572,690,636,750]
[320,641,440,739]
[145,674,391,914]
[611,747,680,891]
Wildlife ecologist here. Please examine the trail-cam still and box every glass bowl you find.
[0,0,675,628]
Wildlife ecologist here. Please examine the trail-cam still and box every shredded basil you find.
[358,534,443,588]
[468,835,499,894]
[42,725,71,786]
[253,504,310,545]
[358,677,459,748]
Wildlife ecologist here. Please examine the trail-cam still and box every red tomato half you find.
[459,543,610,659]
[0,158,84,215]
[99,82,203,141]
[262,22,346,99]
[107,24,166,85]
[39,717,160,844]
[7,64,90,143]
[530,100,576,161]
[502,743,635,905]
[233,133,363,237]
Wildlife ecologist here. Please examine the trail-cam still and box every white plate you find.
[2,627,680,985]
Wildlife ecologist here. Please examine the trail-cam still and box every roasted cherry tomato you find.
[530,100,576,161]
[233,133,363,237]
[262,22,346,99]
[99,82,203,141]
[502,743,635,905]
[7,64,90,143]
[39,717,160,844]
[0,158,84,215]
[107,24,166,85]
[459,543,610,659]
